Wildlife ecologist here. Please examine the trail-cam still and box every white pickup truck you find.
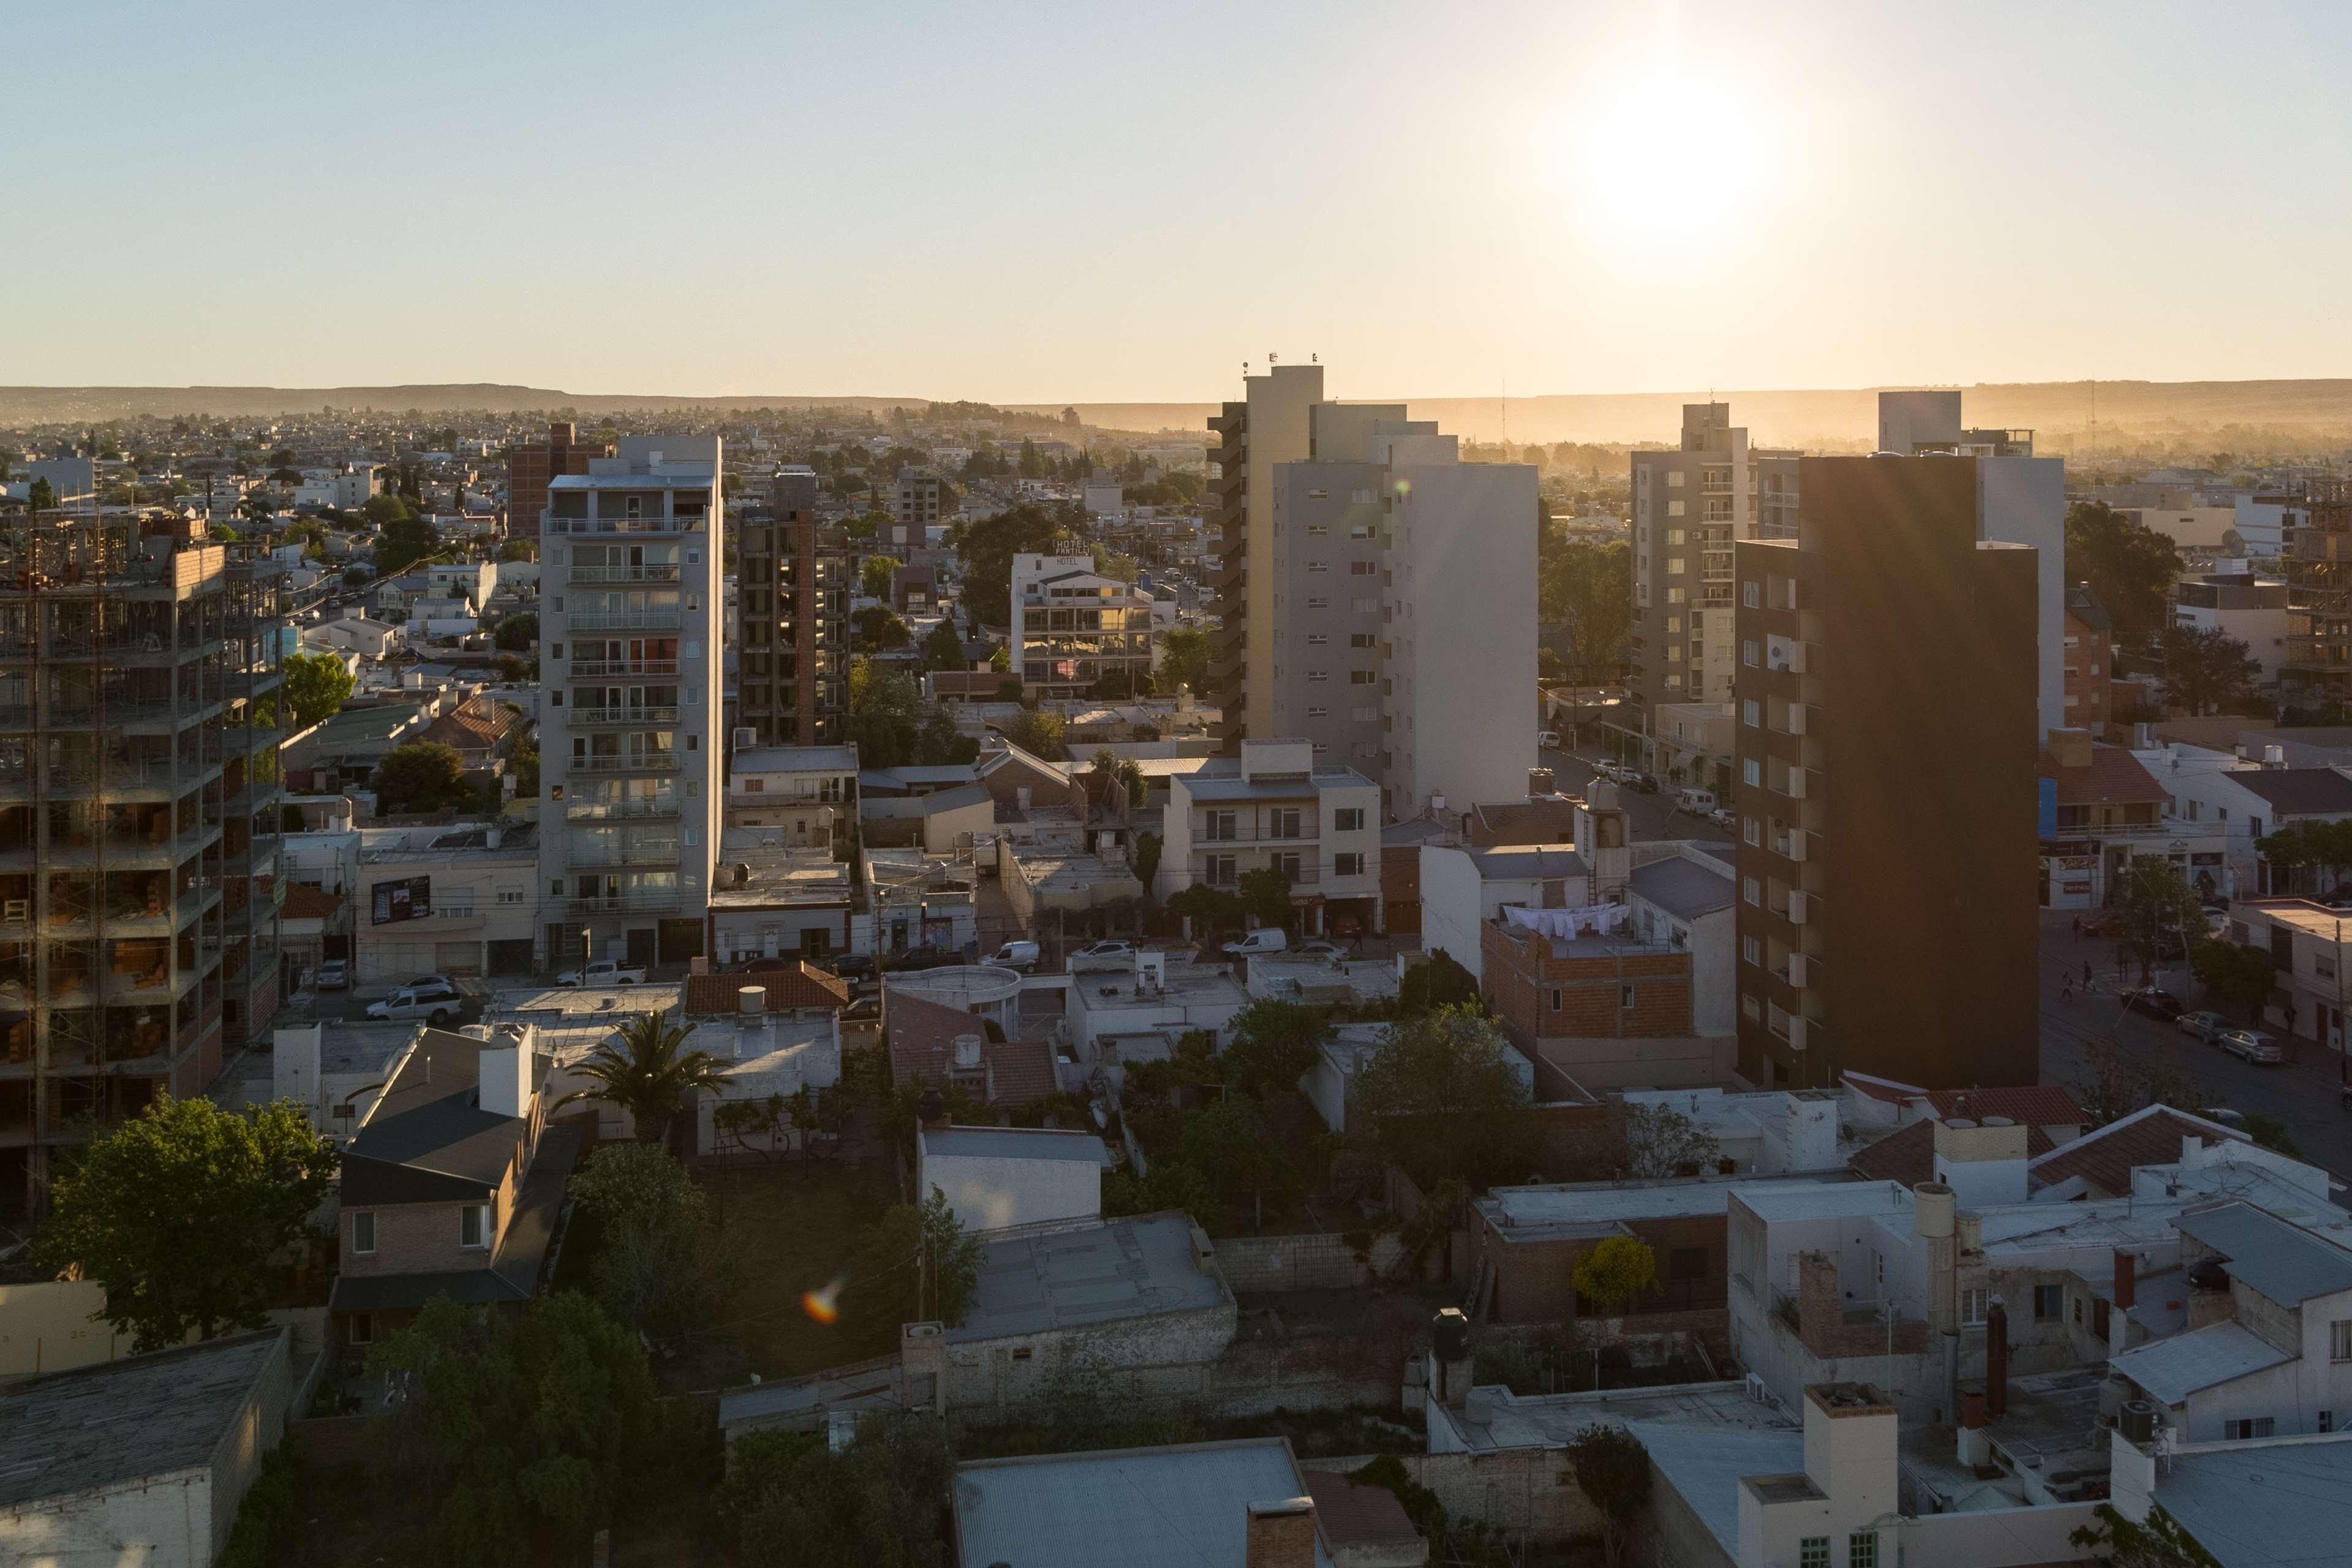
[556,959,648,987]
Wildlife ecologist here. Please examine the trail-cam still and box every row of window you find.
[1798,1532,1878,1568]
[349,1203,489,1259]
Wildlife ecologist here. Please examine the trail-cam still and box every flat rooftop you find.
[1438,1379,1794,1453]
[1071,960,1246,1013]
[954,1438,1333,1568]
[923,1125,1114,1165]
[951,1212,1230,1344]
[0,1329,286,1507]
[1482,1175,1859,1238]
[1629,1422,1807,1560]
[1902,1368,2110,1512]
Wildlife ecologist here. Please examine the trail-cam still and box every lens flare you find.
[801,1275,845,1325]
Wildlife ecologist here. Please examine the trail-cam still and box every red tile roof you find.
[280,884,345,922]
[885,989,1056,1105]
[1922,1086,2086,1128]
[418,699,521,755]
[2027,1106,2248,1197]
[1851,1119,2056,1186]
[1301,1472,1421,1552]
[683,962,851,1017]
[2038,745,2168,807]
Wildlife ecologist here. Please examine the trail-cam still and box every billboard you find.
[371,876,432,925]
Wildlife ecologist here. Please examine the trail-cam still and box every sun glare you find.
[1578,72,1773,248]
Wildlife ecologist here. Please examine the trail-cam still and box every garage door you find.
[486,938,535,977]
[434,941,480,975]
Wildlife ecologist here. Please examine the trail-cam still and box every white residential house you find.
[1157,738,1381,936]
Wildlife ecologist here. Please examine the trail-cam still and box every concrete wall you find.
[0,1281,125,1381]
[1212,1231,1413,1294]
[943,1298,1238,1414]
[920,1147,1101,1234]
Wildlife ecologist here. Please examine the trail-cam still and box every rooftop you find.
[341,1028,548,1204]
[731,744,860,774]
[953,1438,1332,1568]
[1069,957,1248,1014]
[682,963,851,1017]
[709,847,857,908]
[951,1212,1231,1344]
[1628,854,1735,920]
[1464,843,1589,880]
[886,989,1055,1104]
[2175,1202,2352,1304]
[2224,767,2352,816]
[2029,1104,2252,1196]
[2155,1430,2352,1566]
[0,1329,289,1509]
[1438,1379,1795,1453]
[1481,1175,1859,1238]
[1631,1421,1807,1558]
[2040,743,2170,807]
[922,1125,1114,1166]
[2113,1321,2293,1405]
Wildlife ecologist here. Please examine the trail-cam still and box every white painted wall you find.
[918,1137,1106,1234]
[1977,456,2067,742]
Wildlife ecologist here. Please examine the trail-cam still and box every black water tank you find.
[2120,1400,2155,1444]
[1431,1306,1470,1361]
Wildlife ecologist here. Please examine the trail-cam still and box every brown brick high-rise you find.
[1732,456,2040,1091]
[508,421,611,538]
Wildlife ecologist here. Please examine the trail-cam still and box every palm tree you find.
[558,1011,729,1147]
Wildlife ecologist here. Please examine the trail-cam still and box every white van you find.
[987,940,1040,971]
[1678,788,1717,814]
[1221,929,1290,957]
[1536,729,1561,751]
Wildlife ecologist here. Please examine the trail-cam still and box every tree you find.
[956,503,1068,625]
[1157,624,1209,695]
[2066,502,2181,646]
[853,1186,983,1327]
[999,706,1068,760]
[1572,1235,1659,1315]
[1017,437,1046,479]
[1567,1425,1654,1568]
[2191,937,2277,1023]
[2071,1501,2223,1568]
[373,741,469,813]
[2242,1113,2302,1159]
[1540,535,1632,677]
[2114,856,2203,984]
[2256,820,2352,897]
[281,650,355,728]
[1179,1097,1300,1224]
[371,1292,663,1566]
[2158,624,2261,715]
[1400,949,1480,1015]
[862,554,903,599]
[1237,865,1294,931]
[372,499,440,575]
[494,612,538,651]
[1102,1158,1219,1227]
[1618,1102,1723,1179]
[27,475,55,510]
[557,1010,729,1145]
[36,1095,336,1349]
[987,644,1011,673]
[567,1142,712,1334]
[848,656,925,767]
[1354,1006,1535,1188]
[1168,881,1246,936]
[1221,999,1325,1099]
[921,617,966,672]
[853,605,911,649]
[720,1413,953,1568]
[1133,831,1162,891]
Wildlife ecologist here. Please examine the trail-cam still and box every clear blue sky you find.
[11,0,2351,402]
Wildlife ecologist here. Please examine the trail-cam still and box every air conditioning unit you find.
[1787,890,1810,925]
[1787,953,1809,988]
[731,727,756,751]
[1787,1015,1809,1052]
[1745,1373,1770,1402]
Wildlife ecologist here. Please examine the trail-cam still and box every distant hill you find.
[10,379,2352,449]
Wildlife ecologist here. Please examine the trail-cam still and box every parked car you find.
[1708,807,1736,831]
[886,946,967,974]
[398,974,457,995]
[1536,729,1561,751]
[987,940,1041,971]
[1292,940,1344,960]
[2176,1011,2234,1044]
[1624,772,1660,794]
[312,959,349,991]
[2079,911,2124,938]
[2218,1028,2285,1065]
[1677,787,1717,814]
[365,984,460,1025]
[2121,987,2185,1022]
[1222,929,1290,957]
[1590,760,1629,784]
[1072,940,1135,959]
[556,959,646,987]
[2201,1107,2247,1128]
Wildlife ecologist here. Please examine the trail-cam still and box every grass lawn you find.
[701,1156,906,1384]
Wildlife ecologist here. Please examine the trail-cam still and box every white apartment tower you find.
[535,436,725,973]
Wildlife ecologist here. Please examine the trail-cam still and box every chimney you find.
[479,1043,535,1120]
[1985,1300,2010,1420]
[918,1084,951,1133]
[1429,1307,1474,1409]
[2113,1249,2137,1313]
[1243,1498,1318,1568]
[690,955,709,976]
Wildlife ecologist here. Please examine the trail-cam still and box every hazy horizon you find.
[13,1,2352,400]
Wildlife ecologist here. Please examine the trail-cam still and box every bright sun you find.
[1580,72,1770,243]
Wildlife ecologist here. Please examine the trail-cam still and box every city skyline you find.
[12,1,2352,399]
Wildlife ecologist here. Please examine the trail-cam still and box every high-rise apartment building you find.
[536,437,725,973]
[1207,364,1324,753]
[1731,457,2040,1092]
[1629,404,1803,713]
[508,421,613,539]
[1266,402,1537,820]
[0,513,291,1214]
[1009,553,1156,699]
[734,467,848,749]
[893,467,946,545]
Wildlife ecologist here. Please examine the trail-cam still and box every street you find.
[1539,746,1737,848]
[2036,910,2352,1180]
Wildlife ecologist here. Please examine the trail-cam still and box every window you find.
[1744,818,1761,846]
[1335,852,1365,876]
[1666,615,1683,634]
[1306,561,1329,573]
[1743,580,1761,608]
[1666,529,1686,546]
[1667,499,1685,518]
[1849,1531,1880,1568]
[1799,1539,1829,1568]
[1743,993,1762,1020]
[1306,670,1330,683]
[1350,560,1377,575]
[1350,632,1376,649]
[1306,706,1329,719]
[1743,935,1761,965]
[1667,470,1686,488]
[1350,670,1376,685]
[1743,876,1761,907]
[351,1212,376,1255]
[2323,1411,2336,1433]
[1667,557,1687,575]
[1306,597,1329,611]
[1742,639,1760,667]
[2035,1283,2064,1321]
[1961,1287,1988,1325]
[500,889,524,904]
[2332,1319,2352,1362]
[1743,699,1760,726]
[1743,758,1762,787]
[1306,633,1329,646]
[1666,587,1686,604]
[1619,985,1634,1009]
[2225,1417,2277,1440]
[1306,524,1329,537]
[349,1312,374,1346]
[1335,808,1366,831]
[459,1204,489,1250]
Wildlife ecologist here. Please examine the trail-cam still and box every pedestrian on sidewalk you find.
[2082,960,2093,986]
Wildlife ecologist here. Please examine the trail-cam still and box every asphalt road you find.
[1539,747,1737,848]
[2035,911,2352,1180]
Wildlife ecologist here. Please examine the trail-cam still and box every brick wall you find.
[1213,1232,1417,1294]
[1477,1213,1729,1327]
[1322,1448,1605,1543]
[1483,922,1692,1050]
[1795,1251,1927,1359]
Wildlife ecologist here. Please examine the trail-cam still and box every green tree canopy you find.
[494,612,538,651]
[1157,624,1209,696]
[862,554,903,598]
[1000,706,1068,760]
[1221,999,1327,1099]
[27,475,56,510]
[1237,866,1294,930]
[557,1010,729,1145]
[373,741,470,813]
[854,605,912,649]
[1540,532,1632,678]
[2113,856,2203,983]
[371,1293,664,1565]
[2066,502,2180,646]
[718,1413,952,1568]
[1354,1006,1535,1188]
[1400,948,1480,1015]
[2191,937,2277,1023]
[281,650,355,728]
[921,617,967,671]
[1572,1235,1659,1314]
[1178,1096,1300,1219]
[36,1095,337,1349]
[567,1142,713,1334]
[2158,624,2262,715]
[1567,1424,1654,1566]
[851,1186,984,1327]
[956,503,1071,625]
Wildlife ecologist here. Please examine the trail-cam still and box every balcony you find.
[566,842,681,869]
[568,610,683,633]
[571,706,681,727]
[565,797,681,823]
[570,658,678,679]
[544,514,704,535]
[567,564,680,584]
[1765,635,1807,674]
[567,891,683,917]
[567,753,680,774]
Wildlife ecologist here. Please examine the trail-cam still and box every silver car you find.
[2176,1011,2233,1044]
[2219,1028,2285,1065]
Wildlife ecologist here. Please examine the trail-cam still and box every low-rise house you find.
[354,820,539,982]
[0,1328,296,1568]
[412,695,527,772]
[865,846,977,954]
[302,614,404,660]
[282,701,433,793]
[1001,840,1147,933]
[707,842,862,963]
[1420,791,1633,982]
[1063,949,1249,1052]
[953,1439,1337,1568]
[726,744,858,846]
[330,1025,575,1354]
[1303,1021,1535,1137]
[2037,729,2231,907]
[863,780,992,854]
[2169,760,2352,895]
[2228,897,2352,1047]
[1161,739,1382,938]
[887,986,1055,1110]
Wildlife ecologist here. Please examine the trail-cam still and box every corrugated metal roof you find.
[949,1213,1228,1344]
[2157,1434,2352,1566]
[1629,856,1734,919]
[2176,1202,2352,1305]
[2111,1322,2291,1406]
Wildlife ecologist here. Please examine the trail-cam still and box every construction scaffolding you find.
[2284,477,2352,710]
[0,508,291,1219]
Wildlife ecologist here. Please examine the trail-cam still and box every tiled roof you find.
[1301,1471,1422,1552]
[280,884,344,922]
[2038,745,2168,807]
[683,963,850,1017]
[1850,1119,2054,1186]
[2226,767,2352,816]
[417,701,519,753]
[2027,1104,2248,1196]
[1922,1085,2086,1127]
[886,990,1056,1105]
[2149,717,2261,754]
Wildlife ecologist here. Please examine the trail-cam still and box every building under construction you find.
[2283,478,2352,710]
[0,510,292,1218]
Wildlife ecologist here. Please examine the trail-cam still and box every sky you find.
[10,0,2352,403]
